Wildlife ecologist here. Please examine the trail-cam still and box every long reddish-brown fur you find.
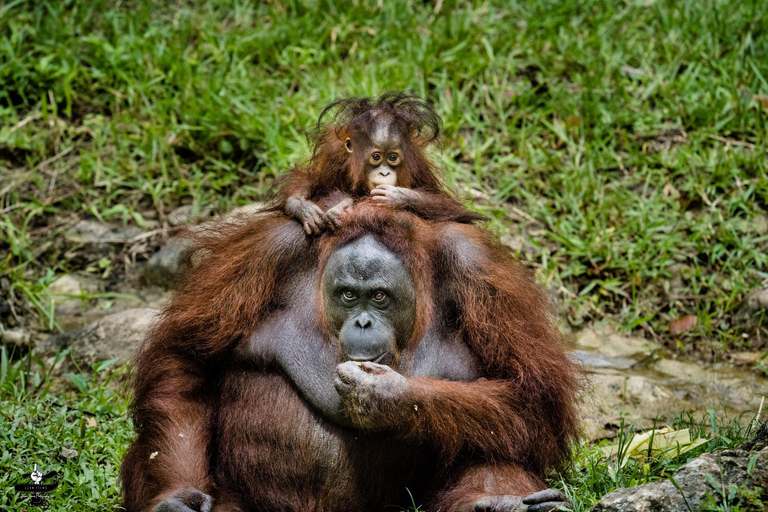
[271,93,484,224]
[320,205,579,474]
[121,200,579,512]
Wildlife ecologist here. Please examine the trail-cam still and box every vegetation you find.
[0,347,132,510]
[1,0,767,510]
[561,412,758,511]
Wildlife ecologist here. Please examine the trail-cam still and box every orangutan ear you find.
[345,138,353,153]
[409,127,427,147]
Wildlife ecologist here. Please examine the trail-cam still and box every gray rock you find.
[167,204,212,226]
[735,287,768,330]
[570,349,636,370]
[64,220,142,257]
[576,327,653,359]
[66,220,142,244]
[48,274,103,317]
[1,327,32,347]
[141,237,192,288]
[590,447,768,511]
[60,447,79,459]
[34,308,157,373]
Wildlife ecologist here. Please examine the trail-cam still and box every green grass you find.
[559,412,758,511]
[0,347,131,511]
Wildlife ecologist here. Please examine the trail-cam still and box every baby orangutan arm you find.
[370,185,484,224]
[284,185,326,235]
[322,196,354,230]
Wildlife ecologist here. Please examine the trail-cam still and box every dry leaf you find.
[601,428,707,466]
[86,417,98,428]
[754,94,768,110]
[669,315,698,335]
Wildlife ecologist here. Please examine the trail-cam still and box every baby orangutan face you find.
[346,117,404,191]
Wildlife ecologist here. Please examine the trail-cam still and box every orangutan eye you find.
[372,291,386,302]
[342,290,356,301]
[388,153,398,163]
[371,152,381,162]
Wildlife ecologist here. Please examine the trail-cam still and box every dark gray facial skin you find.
[322,235,416,365]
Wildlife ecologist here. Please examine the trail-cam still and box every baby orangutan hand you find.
[285,197,326,235]
[322,198,354,230]
[370,185,420,208]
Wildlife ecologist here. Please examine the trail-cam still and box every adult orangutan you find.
[277,93,483,234]
[120,200,579,512]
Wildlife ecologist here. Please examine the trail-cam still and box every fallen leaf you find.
[754,94,768,110]
[86,417,98,428]
[601,427,707,466]
[669,315,697,335]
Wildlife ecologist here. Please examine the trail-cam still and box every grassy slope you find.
[1,0,767,510]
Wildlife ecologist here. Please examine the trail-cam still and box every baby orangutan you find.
[278,93,483,234]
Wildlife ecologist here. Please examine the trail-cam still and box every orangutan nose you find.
[379,169,390,176]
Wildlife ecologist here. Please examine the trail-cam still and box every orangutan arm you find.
[335,362,539,463]
[122,216,311,512]
[120,350,215,512]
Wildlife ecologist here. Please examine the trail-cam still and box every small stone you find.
[33,308,157,376]
[500,235,525,252]
[49,275,83,296]
[1,327,32,347]
[61,447,78,459]
[141,238,193,288]
[576,327,651,359]
[66,220,141,244]
[569,350,636,370]
[48,274,103,317]
[167,205,212,226]
[64,220,142,257]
